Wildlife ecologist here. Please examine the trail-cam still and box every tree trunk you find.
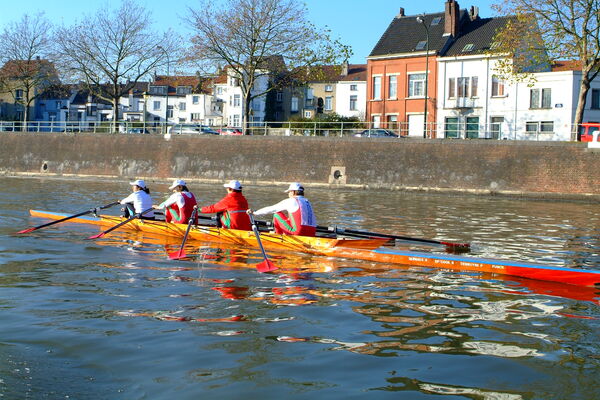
[113,96,120,133]
[243,90,252,135]
[573,75,591,141]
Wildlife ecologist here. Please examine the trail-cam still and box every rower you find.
[120,179,155,220]
[247,182,316,237]
[153,179,198,224]
[200,180,251,230]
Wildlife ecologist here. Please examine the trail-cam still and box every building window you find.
[192,96,199,105]
[325,85,333,92]
[350,84,357,91]
[176,86,191,95]
[387,115,398,130]
[276,91,283,102]
[291,97,298,112]
[153,101,161,111]
[408,73,426,97]
[216,86,223,95]
[530,88,551,109]
[324,96,333,111]
[167,105,173,118]
[445,117,459,138]
[592,89,600,109]
[179,102,186,111]
[388,75,397,99]
[304,110,312,118]
[449,77,479,98]
[349,95,357,111]
[526,121,554,134]
[149,85,167,95]
[372,114,381,128]
[466,116,479,138]
[233,114,240,126]
[373,76,381,100]
[491,76,505,97]
[233,94,241,107]
[448,78,456,99]
[15,89,24,101]
[490,116,503,139]
[191,113,201,120]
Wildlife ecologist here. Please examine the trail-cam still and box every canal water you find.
[1,176,598,399]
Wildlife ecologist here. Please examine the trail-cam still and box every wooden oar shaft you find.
[17,201,119,234]
[87,207,154,239]
[170,207,198,259]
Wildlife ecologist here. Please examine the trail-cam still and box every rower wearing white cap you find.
[153,179,198,224]
[119,179,155,219]
[248,182,316,237]
[200,180,251,230]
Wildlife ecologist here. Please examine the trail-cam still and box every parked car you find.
[168,124,219,135]
[579,123,600,142]
[354,129,399,138]
[124,127,150,134]
[218,127,243,135]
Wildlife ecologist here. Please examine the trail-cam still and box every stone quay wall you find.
[0,133,598,200]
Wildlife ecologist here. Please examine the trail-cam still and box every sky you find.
[0,0,497,64]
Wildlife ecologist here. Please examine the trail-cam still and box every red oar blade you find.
[168,249,187,260]
[86,233,106,240]
[256,259,278,273]
[16,227,36,234]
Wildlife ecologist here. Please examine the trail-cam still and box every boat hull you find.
[28,210,600,288]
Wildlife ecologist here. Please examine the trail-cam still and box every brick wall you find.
[0,133,598,198]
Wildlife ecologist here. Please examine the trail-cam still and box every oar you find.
[248,214,277,273]
[316,225,470,250]
[17,201,120,234]
[169,206,198,260]
[86,207,154,240]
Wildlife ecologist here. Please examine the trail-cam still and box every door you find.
[408,114,424,137]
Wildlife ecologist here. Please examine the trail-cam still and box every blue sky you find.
[0,0,497,64]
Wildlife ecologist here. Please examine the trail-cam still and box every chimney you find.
[469,6,479,21]
[341,61,349,76]
[444,0,460,37]
[397,7,405,18]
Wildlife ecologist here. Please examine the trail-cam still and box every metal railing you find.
[0,120,583,140]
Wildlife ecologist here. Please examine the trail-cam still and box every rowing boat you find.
[28,210,388,253]
[27,210,600,288]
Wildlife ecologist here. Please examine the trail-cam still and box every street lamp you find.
[157,45,170,133]
[416,15,429,139]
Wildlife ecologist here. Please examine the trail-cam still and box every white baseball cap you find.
[223,180,242,190]
[285,182,304,192]
[129,179,146,188]
[169,179,186,189]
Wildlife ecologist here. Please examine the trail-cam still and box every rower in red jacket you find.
[201,180,251,230]
[153,179,198,224]
[248,182,316,237]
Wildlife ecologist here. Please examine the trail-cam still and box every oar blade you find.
[168,249,187,260]
[16,227,36,234]
[86,233,105,240]
[256,259,278,273]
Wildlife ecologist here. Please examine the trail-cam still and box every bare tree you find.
[0,13,56,124]
[493,0,600,140]
[54,0,179,127]
[188,0,352,131]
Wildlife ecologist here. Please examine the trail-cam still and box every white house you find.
[436,14,600,141]
[335,64,367,119]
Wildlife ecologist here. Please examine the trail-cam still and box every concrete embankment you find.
[1,132,598,200]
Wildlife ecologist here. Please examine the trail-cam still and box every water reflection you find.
[2,177,600,399]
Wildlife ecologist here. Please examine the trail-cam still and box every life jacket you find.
[166,192,197,224]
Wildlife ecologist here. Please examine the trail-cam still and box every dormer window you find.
[149,85,167,95]
[431,17,442,26]
[176,86,192,95]
[462,43,475,52]
[415,41,427,50]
